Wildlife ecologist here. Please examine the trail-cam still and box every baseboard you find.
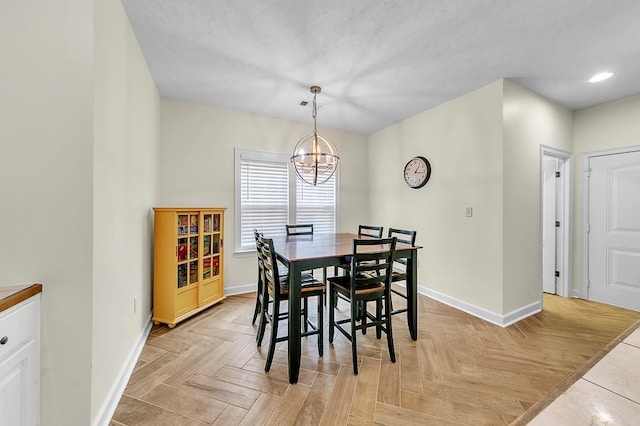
[418,286,541,328]
[502,300,542,327]
[92,312,153,426]
[225,283,257,296]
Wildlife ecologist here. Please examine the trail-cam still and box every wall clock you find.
[403,156,431,189]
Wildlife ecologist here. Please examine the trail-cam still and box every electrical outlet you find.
[465,207,473,217]
[133,296,138,313]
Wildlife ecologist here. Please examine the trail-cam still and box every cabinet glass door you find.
[189,261,198,284]
[202,213,216,282]
[177,264,187,288]
[178,214,188,235]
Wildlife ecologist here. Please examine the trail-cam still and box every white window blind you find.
[235,148,338,252]
[238,155,289,250]
[296,173,336,234]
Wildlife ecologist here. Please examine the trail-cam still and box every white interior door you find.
[542,156,558,294]
[588,150,640,311]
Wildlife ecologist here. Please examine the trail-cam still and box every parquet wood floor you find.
[111,291,640,425]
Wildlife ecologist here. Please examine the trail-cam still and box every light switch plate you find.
[465,207,473,217]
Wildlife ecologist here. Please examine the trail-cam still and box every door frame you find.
[580,144,640,299]
[540,145,572,298]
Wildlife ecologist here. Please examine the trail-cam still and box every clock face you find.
[403,156,431,188]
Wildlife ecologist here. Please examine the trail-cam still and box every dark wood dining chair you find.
[259,235,325,372]
[253,229,290,325]
[286,223,329,303]
[254,230,315,345]
[328,237,397,375]
[387,228,417,316]
[254,230,286,346]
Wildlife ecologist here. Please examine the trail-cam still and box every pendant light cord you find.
[312,90,318,137]
[312,88,319,184]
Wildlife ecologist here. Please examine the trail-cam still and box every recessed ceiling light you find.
[588,72,613,83]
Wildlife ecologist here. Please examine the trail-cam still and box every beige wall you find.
[368,79,574,319]
[1,1,159,424]
[368,81,505,314]
[158,99,369,290]
[92,0,159,422]
[571,94,640,293]
[502,80,573,313]
[0,0,94,424]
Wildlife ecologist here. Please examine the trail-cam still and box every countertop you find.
[0,283,42,313]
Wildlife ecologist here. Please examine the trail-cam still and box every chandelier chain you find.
[312,90,318,137]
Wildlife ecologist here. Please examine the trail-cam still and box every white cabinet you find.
[0,291,41,426]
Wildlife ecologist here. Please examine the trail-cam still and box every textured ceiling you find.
[121,0,640,135]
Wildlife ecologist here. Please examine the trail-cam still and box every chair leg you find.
[256,306,266,347]
[351,298,359,375]
[252,278,262,325]
[265,299,280,372]
[376,299,382,339]
[252,292,260,325]
[329,285,335,344]
[385,293,396,363]
[361,301,367,335]
[317,293,324,357]
[256,289,269,346]
[303,297,309,333]
[322,267,327,305]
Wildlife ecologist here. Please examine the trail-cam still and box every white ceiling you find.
[121,0,640,135]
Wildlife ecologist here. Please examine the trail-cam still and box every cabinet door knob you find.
[0,336,7,345]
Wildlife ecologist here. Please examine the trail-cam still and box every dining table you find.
[271,232,421,384]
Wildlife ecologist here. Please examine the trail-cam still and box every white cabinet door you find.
[0,339,38,426]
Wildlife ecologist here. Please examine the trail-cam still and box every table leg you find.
[288,263,301,383]
[407,251,418,340]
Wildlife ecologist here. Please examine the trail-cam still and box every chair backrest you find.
[254,229,266,282]
[388,228,417,267]
[388,228,416,245]
[358,225,384,239]
[254,229,264,265]
[348,237,396,292]
[286,224,314,236]
[258,235,284,297]
[254,229,264,245]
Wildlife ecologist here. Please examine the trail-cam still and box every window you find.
[235,148,337,252]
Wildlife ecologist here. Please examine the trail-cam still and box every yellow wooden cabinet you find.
[152,207,226,327]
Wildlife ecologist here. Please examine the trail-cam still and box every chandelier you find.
[290,86,340,186]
